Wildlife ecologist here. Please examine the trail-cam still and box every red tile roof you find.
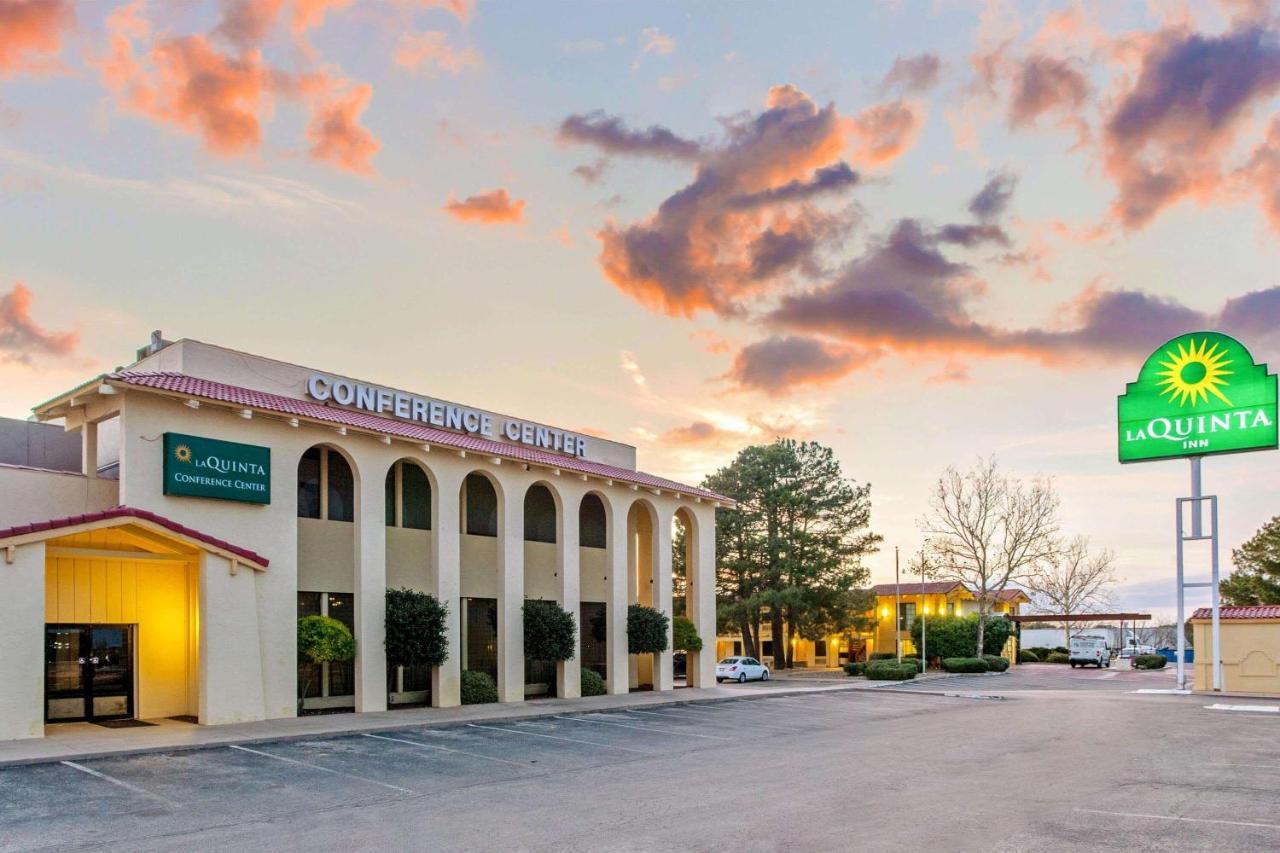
[0,505,269,568]
[872,581,966,596]
[107,372,733,504]
[996,588,1031,601]
[1191,606,1280,620]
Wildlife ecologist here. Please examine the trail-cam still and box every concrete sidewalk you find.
[0,678,898,769]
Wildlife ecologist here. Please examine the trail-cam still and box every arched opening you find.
[296,444,357,712]
[459,471,503,686]
[523,482,561,696]
[384,457,437,707]
[673,508,696,685]
[578,493,610,685]
[627,500,660,690]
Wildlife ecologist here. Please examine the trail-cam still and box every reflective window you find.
[465,473,498,537]
[578,494,606,548]
[524,485,557,543]
[327,451,354,522]
[297,448,321,519]
[402,464,431,530]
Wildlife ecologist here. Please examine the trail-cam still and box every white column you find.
[354,460,387,713]
[497,482,525,703]
[558,485,582,699]
[606,494,630,695]
[0,543,45,740]
[198,553,267,725]
[432,469,463,707]
[81,420,98,478]
[654,508,674,692]
[689,505,717,688]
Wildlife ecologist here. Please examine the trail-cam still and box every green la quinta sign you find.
[163,432,271,504]
[1118,332,1278,463]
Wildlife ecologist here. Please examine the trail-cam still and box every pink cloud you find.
[443,188,526,224]
[307,81,379,173]
[0,282,78,364]
[845,100,923,167]
[395,30,480,74]
[0,0,73,76]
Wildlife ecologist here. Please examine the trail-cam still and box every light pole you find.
[919,550,928,673]
[894,546,901,664]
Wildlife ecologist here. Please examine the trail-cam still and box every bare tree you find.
[919,457,1062,656]
[1025,535,1116,644]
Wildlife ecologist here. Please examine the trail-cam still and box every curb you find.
[0,682,912,770]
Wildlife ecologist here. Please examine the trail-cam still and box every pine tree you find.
[1222,516,1280,605]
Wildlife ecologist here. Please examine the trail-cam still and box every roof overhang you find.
[1012,613,1152,623]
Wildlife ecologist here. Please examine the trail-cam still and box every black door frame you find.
[45,624,136,723]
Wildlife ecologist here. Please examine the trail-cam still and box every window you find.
[815,639,827,657]
[298,448,322,519]
[897,603,917,632]
[297,591,322,618]
[524,485,557,543]
[947,601,956,616]
[326,593,355,697]
[385,467,396,526]
[327,452,354,523]
[578,494,606,548]
[733,641,742,656]
[402,464,431,530]
[465,473,498,537]
[761,640,773,657]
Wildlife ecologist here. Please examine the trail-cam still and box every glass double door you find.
[45,625,134,723]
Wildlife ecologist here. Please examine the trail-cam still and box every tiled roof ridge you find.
[108,371,733,505]
[0,505,269,567]
[1190,605,1280,620]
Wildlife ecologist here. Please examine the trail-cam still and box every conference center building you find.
[0,335,726,741]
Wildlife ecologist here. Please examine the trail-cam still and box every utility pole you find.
[919,550,927,672]
[895,546,901,664]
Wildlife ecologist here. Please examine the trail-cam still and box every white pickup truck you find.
[1068,637,1111,668]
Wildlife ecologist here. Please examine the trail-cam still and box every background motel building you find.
[0,335,728,742]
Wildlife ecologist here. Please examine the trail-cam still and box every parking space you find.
[2,684,1277,851]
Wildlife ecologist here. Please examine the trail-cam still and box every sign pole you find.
[894,547,901,664]
[919,555,927,672]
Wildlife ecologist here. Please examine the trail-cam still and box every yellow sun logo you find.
[173,444,193,463]
[1155,338,1234,407]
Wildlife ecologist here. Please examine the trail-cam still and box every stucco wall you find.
[0,466,119,528]
[1194,619,1280,695]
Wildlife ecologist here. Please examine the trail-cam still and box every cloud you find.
[580,85,861,317]
[1102,24,1280,230]
[1008,53,1090,130]
[0,0,72,76]
[879,53,941,94]
[306,81,379,173]
[415,0,475,24]
[215,0,285,52]
[846,100,923,167]
[640,26,675,55]
[1240,117,1280,232]
[291,0,355,35]
[559,110,702,160]
[442,187,526,224]
[967,169,1018,220]
[0,282,78,364]
[395,30,480,74]
[727,335,876,395]
[571,158,610,183]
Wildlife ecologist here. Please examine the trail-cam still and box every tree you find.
[627,604,670,654]
[672,616,703,653]
[705,439,880,669]
[523,599,576,662]
[1024,536,1116,643]
[919,457,1061,657]
[297,615,355,706]
[1222,516,1280,605]
[384,588,448,672]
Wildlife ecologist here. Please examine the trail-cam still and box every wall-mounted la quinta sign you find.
[1118,332,1278,463]
[163,433,271,504]
[305,373,588,457]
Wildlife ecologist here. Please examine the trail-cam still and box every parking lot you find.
[2,672,1278,852]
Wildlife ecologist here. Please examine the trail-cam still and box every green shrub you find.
[1134,654,1168,670]
[523,599,576,662]
[941,657,990,673]
[298,615,355,664]
[1045,652,1070,664]
[385,588,447,669]
[1027,647,1053,660]
[627,604,670,654]
[865,660,917,680]
[580,668,607,696]
[910,613,1013,659]
[869,652,898,661]
[1053,646,1069,655]
[1018,650,1040,663]
[672,616,703,653]
[900,657,925,673]
[983,654,1010,672]
[842,661,866,677]
[460,670,499,704]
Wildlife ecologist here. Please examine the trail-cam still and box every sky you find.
[1,0,1279,621]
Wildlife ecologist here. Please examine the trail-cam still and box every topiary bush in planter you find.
[941,657,990,673]
[581,669,607,697]
[982,654,1010,672]
[385,588,448,671]
[298,615,355,665]
[627,604,670,654]
[523,599,577,662]
[1134,654,1167,670]
[1018,649,1040,663]
[1045,651,1070,664]
[461,670,499,704]
[672,616,703,653]
[865,660,917,680]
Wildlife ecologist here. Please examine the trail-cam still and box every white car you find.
[716,656,770,683]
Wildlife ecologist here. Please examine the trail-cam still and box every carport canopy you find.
[1011,613,1151,623]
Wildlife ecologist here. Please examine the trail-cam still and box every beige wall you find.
[1193,618,1280,695]
[298,518,355,593]
[0,466,119,529]
[386,528,433,591]
[0,543,46,740]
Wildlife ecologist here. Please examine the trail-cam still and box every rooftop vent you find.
[135,330,172,362]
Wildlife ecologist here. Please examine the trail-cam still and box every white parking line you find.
[1206,704,1280,713]
[1075,808,1280,830]
[1215,763,1280,770]
[228,743,415,794]
[554,715,732,740]
[61,760,180,808]
[361,732,533,768]
[467,723,649,754]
